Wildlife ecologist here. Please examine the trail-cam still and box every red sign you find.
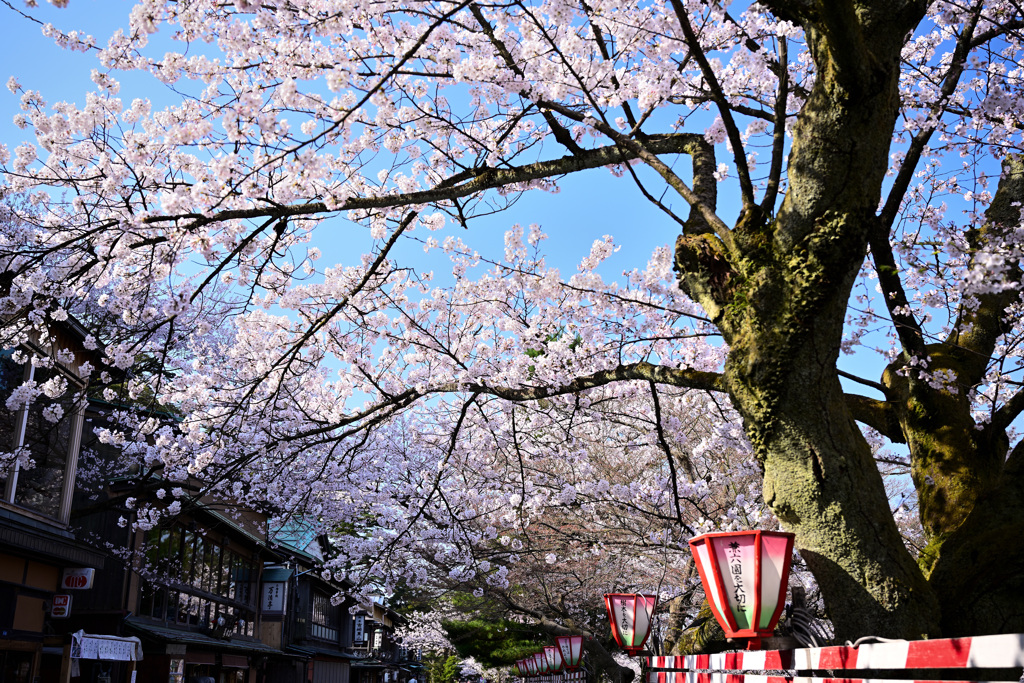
[51,594,72,618]
[61,568,95,590]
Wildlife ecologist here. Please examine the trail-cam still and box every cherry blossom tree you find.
[386,393,766,668]
[2,0,1024,642]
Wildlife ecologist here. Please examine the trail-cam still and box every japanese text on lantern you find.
[727,542,745,607]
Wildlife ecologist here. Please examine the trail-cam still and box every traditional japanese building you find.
[2,323,420,683]
[262,518,359,683]
[262,519,422,683]
[69,401,299,683]
[1,319,108,683]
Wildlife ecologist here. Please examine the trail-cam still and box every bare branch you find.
[668,0,755,207]
[761,36,789,214]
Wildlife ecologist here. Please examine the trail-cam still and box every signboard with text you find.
[262,582,287,614]
[72,633,139,661]
[51,594,72,618]
[61,568,96,590]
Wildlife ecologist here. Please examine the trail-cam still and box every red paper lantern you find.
[688,530,795,649]
[603,593,657,656]
[544,645,563,673]
[555,635,583,670]
[533,652,548,674]
[525,657,539,676]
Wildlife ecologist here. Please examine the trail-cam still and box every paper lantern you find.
[688,530,795,648]
[544,645,563,673]
[533,652,548,674]
[603,593,657,656]
[525,657,539,676]
[555,635,583,670]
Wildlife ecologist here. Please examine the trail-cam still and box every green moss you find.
[917,534,945,577]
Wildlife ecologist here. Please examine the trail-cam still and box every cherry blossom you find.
[2,0,1024,642]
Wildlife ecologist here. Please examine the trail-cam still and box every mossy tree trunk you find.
[672,0,1024,640]
[879,155,1024,636]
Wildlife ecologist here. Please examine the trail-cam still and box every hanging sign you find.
[262,582,287,614]
[51,594,72,618]
[71,632,140,661]
[61,568,96,590]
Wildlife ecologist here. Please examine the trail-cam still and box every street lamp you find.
[554,636,583,670]
[688,530,795,650]
[603,593,657,656]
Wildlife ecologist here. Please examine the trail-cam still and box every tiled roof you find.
[123,617,301,659]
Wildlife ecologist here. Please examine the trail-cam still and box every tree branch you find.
[761,36,789,214]
[533,98,738,258]
[141,134,711,232]
[468,3,584,156]
[290,362,725,441]
[668,0,755,207]
[649,380,697,535]
[868,218,928,359]
[879,2,982,232]
[837,368,887,393]
[950,154,1024,385]
[869,8,984,363]
[845,393,906,443]
[469,363,725,402]
[992,386,1024,434]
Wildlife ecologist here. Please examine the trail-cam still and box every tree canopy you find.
[2,0,1024,643]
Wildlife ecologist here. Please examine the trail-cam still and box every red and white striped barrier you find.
[646,633,1024,683]
[650,677,1016,683]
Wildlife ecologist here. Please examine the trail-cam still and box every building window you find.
[140,525,258,637]
[311,591,339,643]
[1,350,85,523]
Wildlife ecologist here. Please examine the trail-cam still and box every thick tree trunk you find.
[674,0,941,640]
[667,600,727,655]
[928,452,1024,635]
[897,157,1024,636]
[706,249,939,641]
[585,641,633,683]
[741,319,939,641]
